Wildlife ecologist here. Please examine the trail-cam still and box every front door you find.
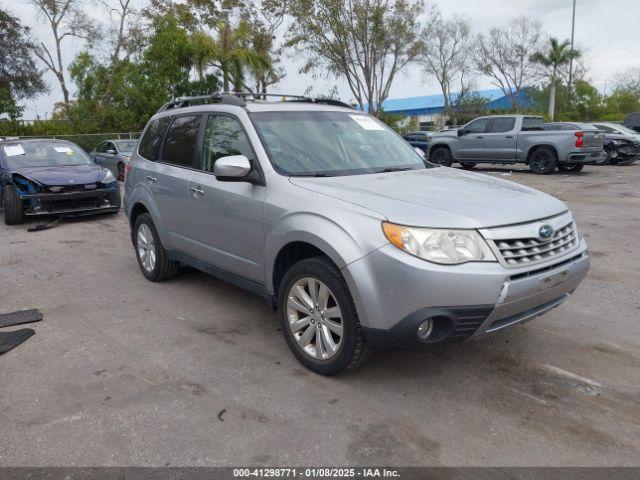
[456,118,489,160]
[482,117,517,160]
[187,113,266,283]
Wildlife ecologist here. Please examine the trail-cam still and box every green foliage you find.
[0,7,46,119]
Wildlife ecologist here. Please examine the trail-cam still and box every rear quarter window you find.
[521,117,544,131]
[138,117,170,160]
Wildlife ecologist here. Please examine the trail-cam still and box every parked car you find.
[91,139,138,181]
[623,112,640,133]
[402,131,430,154]
[589,122,640,165]
[1,138,121,225]
[428,115,606,173]
[125,93,590,375]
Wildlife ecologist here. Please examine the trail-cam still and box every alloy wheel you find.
[286,277,344,360]
[137,223,157,272]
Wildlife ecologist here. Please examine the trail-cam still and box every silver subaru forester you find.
[124,93,590,375]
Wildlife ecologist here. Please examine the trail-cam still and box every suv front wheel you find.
[278,257,373,375]
[133,213,180,281]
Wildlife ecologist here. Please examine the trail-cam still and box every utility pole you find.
[568,0,577,98]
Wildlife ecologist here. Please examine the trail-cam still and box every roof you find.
[371,88,527,115]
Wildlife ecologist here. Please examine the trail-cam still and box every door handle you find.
[190,186,204,196]
[476,136,484,139]
[146,175,157,183]
[505,135,514,138]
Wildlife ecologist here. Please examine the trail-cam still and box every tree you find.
[420,12,473,124]
[531,37,580,121]
[474,16,542,111]
[288,0,424,116]
[193,19,270,92]
[0,7,46,119]
[247,0,288,97]
[613,66,640,97]
[29,0,100,107]
[101,0,139,65]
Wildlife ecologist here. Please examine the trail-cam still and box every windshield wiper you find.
[371,166,417,173]
[293,172,337,177]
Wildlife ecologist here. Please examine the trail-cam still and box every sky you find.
[6,0,640,119]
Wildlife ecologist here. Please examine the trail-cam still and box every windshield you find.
[2,142,92,169]
[113,140,137,154]
[250,111,431,176]
[609,124,638,135]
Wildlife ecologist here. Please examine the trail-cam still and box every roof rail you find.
[156,92,354,113]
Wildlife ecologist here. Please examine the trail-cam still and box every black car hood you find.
[11,164,109,186]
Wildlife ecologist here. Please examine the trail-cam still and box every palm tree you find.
[191,21,271,92]
[531,37,580,120]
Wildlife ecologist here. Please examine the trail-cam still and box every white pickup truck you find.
[427,115,606,173]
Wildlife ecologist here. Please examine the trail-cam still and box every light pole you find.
[568,0,577,98]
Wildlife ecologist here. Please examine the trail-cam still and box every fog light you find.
[417,318,434,340]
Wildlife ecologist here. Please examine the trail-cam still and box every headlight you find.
[382,222,497,265]
[100,170,116,184]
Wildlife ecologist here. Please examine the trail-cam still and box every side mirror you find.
[106,149,117,154]
[213,155,252,180]
[414,147,425,158]
[457,129,467,137]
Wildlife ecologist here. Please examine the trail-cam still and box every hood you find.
[12,163,110,186]
[289,167,567,229]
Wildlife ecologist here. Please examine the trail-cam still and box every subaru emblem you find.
[538,224,554,240]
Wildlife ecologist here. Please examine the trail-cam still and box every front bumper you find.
[343,240,590,348]
[20,185,121,216]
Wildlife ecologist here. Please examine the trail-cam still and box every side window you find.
[201,114,255,173]
[139,117,171,161]
[522,117,544,131]
[107,142,116,153]
[488,117,516,133]
[465,118,489,133]
[594,124,615,133]
[160,115,202,168]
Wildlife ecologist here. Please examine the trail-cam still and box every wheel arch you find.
[525,144,559,165]
[266,214,367,298]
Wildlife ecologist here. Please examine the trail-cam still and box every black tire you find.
[117,163,125,182]
[133,213,180,282]
[529,147,558,174]
[558,163,584,172]
[460,162,477,169]
[2,184,24,225]
[278,256,373,375]
[429,146,453,167]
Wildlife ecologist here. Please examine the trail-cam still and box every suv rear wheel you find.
[2,184,24,225]
[133,213,180,281]
[278,257,373,375]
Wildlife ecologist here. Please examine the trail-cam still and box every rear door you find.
[186,113,266,283]
[456,118,489,160]
[483,117,517,160]
[143,114,202,253]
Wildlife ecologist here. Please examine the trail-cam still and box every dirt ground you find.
[1,163,639,466]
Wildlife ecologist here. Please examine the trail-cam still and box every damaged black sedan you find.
[1,138,121,225]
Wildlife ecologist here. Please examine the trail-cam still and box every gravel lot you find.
[1,164,639,467]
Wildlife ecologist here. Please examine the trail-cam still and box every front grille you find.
[492,221,579,267]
